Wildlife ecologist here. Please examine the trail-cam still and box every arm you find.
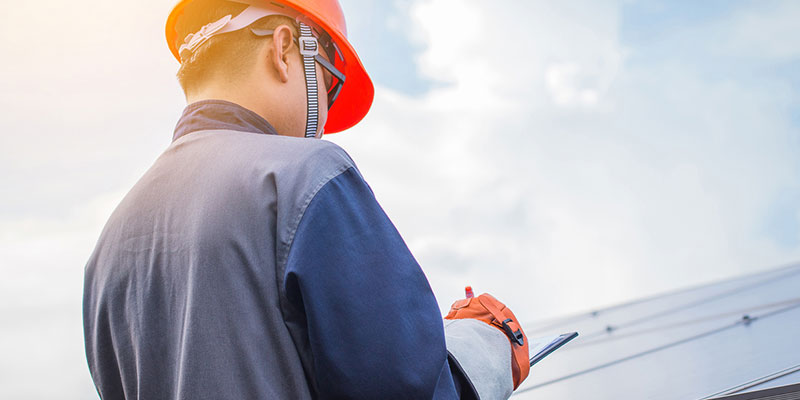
[283,167,477,399]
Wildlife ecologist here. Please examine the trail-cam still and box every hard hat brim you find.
[165,0,374,134]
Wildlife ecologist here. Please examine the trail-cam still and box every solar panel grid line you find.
[563,272,798,346]
[747,371,800,394]
[700,364,800,399]
[719,389,800,400]
[522,273,800,361]
[523,263,800,335]
[513,322,739,395]
[592,267,800,333]
[564,297,800,350]
[706,383,800,400]
[513,301,800,396]
[751,301,800,320]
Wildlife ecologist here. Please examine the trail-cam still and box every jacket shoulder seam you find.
[277,164,355,275]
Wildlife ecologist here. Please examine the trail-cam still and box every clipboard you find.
[529,332,579,367]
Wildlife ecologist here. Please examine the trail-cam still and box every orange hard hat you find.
[165,0,374,134]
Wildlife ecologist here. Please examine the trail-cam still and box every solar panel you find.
[708,382,800,400]
[513,263,800,399]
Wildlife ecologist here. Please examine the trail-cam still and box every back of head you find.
[175,0,297,95]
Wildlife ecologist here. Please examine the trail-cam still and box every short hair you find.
[175,0,298,94]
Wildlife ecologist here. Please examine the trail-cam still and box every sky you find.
[1,0,799,398]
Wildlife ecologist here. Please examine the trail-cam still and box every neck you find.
[186,78,304,138]
[187,78,262,116]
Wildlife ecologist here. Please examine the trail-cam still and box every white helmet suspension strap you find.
[179,4,323,138]
[179,5,286,62]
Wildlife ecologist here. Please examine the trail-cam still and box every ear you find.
[270,24,296,83]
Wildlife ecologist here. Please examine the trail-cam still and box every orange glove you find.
[445,292,530,389]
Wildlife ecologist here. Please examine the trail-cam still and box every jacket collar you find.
[173,100,278,142]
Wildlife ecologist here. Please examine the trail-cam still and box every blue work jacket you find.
[83,100,477,399]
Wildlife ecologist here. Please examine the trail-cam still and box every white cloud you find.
[724,0,800,59]
[0,190,124,399]
[0,1,181,396]
[330,0,800,319]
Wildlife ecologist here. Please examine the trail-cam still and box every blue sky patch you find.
[340,0,436,96]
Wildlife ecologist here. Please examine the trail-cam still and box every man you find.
[83,0,530,398]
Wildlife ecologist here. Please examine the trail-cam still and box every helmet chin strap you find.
[297,21,321,138]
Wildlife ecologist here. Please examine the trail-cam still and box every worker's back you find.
[83,128,354,399]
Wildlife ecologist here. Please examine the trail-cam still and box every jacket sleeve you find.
[283,167,477,399]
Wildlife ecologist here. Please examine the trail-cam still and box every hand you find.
[445,292,530,389]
